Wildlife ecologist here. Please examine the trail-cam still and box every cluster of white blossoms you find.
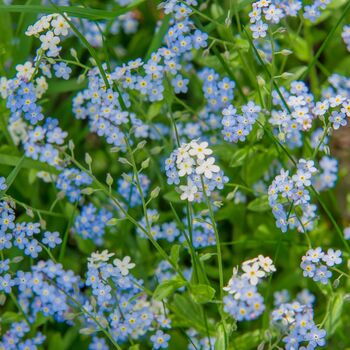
[165,140,228,202]
[87,250,136,276]
[25,14,70,57]
[240,255,276,285]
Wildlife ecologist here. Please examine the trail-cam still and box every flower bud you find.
[106,173,113,187]
[141,158,151,169]
[85,153,92,166]
[107,218,119,226]
[122,173,133,183]
[70,48,78,59]
[150,187,161,199]
[68,140,75,152]
[118,157,130,165]
[136,140,147,150]
[280,49,293,56]
[281,72,293,79]
[81,187,95,195]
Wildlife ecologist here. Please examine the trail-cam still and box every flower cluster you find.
[198,68,235,114]
[72,14,138,48]
[165,140,227,202]
[250,0,330,39]
[0,322,46,350]
[136,209,180,242]
[25,14,70,58]
[300,247,342,284]
[0,258,81,326]
[268,159,318,233]
[73,204,113,245]
[312,156,338,191]
[0,200,62,265]
[72,0,209,148]
[324,73,350,99]
[270,81,350,149]
[84,251,171,346]
[56,168,92,203]
[1,61,68,168]
[221,102,261,143]
[223,255,275,321]
[272,291,326,350]
[181,214,216,248]
[24,117,67,168]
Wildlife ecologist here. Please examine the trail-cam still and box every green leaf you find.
[169,244,181,266]
[190,284,216,303]
[229,147,249,167]
[163,190,182,203]
[289,34,311,62]
[172,294,213,333]
[244,149,276,185]
[47,79,87,93]
[0,2,146,20]
[325,293,344,336]
[199,252,216,262]
[247,195,270,212]
[49,332,65,350]
[153,277,186,301]
[147,101,163,120]
[234,330,261,349]
[144,14,171,61]
[1,311,22,323]
[1,154,25,195]
[0,153,58,174]
[214,322,227,350]
[75,235,96,255]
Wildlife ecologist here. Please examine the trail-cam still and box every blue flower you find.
[0,274,14,293]
[53,62,72,80]
[24,239,42,258]
[150,330,170,349]
[42,231,62,248]
[0,177,7,191]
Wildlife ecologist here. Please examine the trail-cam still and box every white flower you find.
[195,157,220,179]
[177,157,194,177]
[51,15,70,36]
[8,118,28,146]
[39,30,60,51]
[242,262,265,285]
[16,62,35,80]
[113,256,135,276]
[0,77,8,99]
[189,141,213,160]
[329,95,344,107]
[176,143,191,163]
[25,15,52,36]
[88,250,114,266]
[37,171,56,183]
[258,255,276,273]
[34,76,48,98]
[179,180,198,202]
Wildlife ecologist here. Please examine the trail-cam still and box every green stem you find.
[59,201,77,262]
